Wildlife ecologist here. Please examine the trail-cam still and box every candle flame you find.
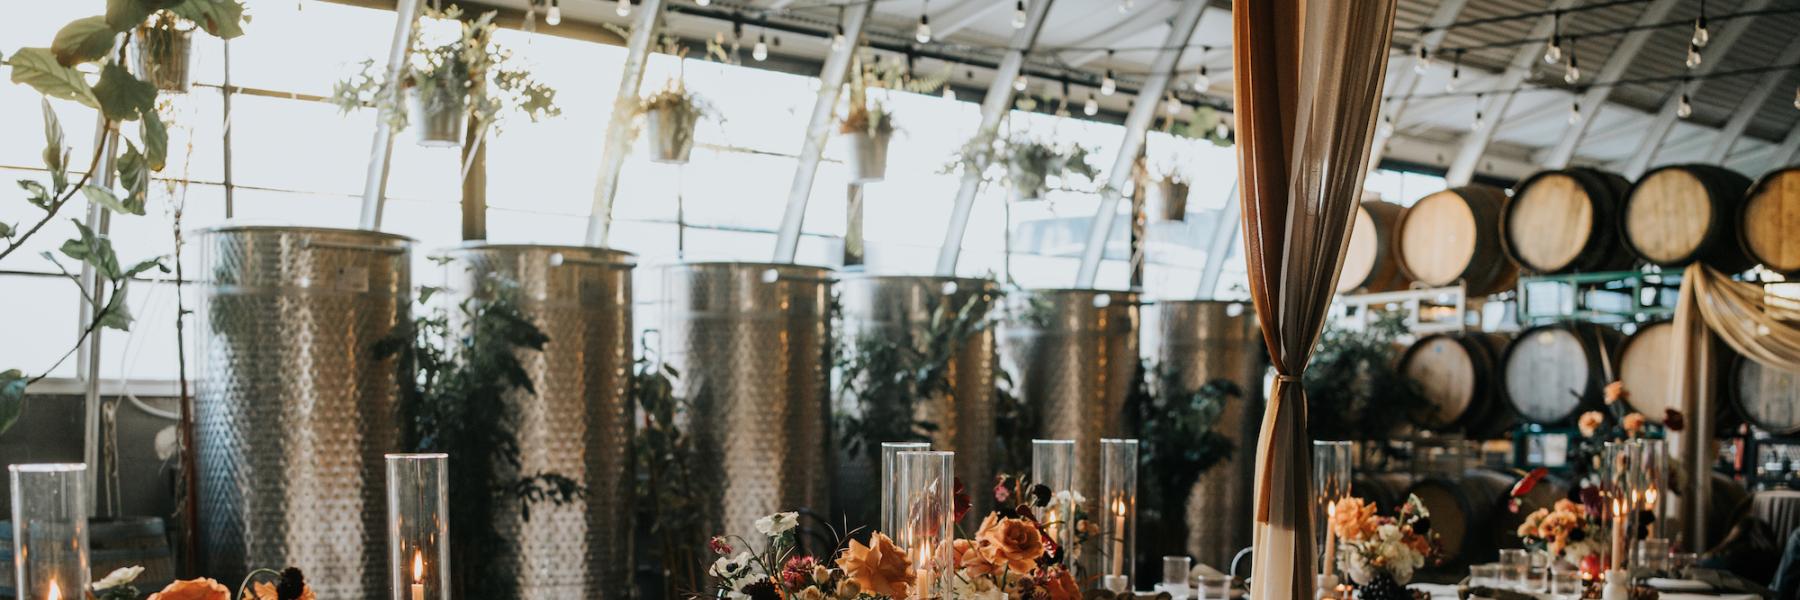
[1328,502,1337,517]
[47,580,60,600]
[1646,486,1658,507]
[1112,497,1127,516]
[413,550,424,582]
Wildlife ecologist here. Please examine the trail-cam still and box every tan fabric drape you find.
[1671,263,1800,546]
[1232,0,1397,597]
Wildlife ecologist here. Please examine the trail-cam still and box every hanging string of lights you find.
[1421,5,1800,62]
[1386,60,1800,103]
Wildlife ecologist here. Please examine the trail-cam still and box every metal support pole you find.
[1196,179,1239,298]
[933,0,1057,276]
[356,0,424,231]
[1540,0,1680,169]
[1073,0,1207,288]
[1621,0,1770,179]
[78,117,121,516]
[769,2,872,263]
[1444,0,1572,187]
[585,0,668,247]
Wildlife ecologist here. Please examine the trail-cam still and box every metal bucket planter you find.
[445,244,635,597]
[645,108,699,164]
[132,25,192,93]
[409,87,466,148]
[836,275,998,530]
[999,289,1140,510]
[1149,300,1265,573]
[659,262,834,545]
[195,226,414,599]
[1009,165,1049,201]
[845,131,891,183]
[1155,179,1190,222]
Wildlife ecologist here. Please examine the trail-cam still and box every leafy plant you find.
[834,291,997,459]
[946,135,1099,198]
[1125,361,1237,566]
[1165,105,1233,147]
[376,275,583,600]
[838,101,896,137]
[0,0,242,434]
[631,334,714,599]
[1304,310,1427,443]
[332,6,559,137]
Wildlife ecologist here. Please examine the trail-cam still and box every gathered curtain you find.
[1670,263,1800,546]
[1231,0,1397,597]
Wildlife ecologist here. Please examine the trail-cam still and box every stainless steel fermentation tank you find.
[837,275,998,528]
[447,244,634,598]
[1000,289,1140,506]
[195,226,412,598]
[1149,300,1266,571]
[659,262,834,544]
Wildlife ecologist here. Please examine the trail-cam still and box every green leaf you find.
[106,0,151,31]
[52,17,118,66]
[81,185,136,217]
[140,109,167,171]
[98,282,133,331]
[41,99,69,191]
[0,369,26,436]
[0,222,13,238]
[93,63,157,121]
[19,181,53,209]
[61,219,121,280]
[124,256,165,277]
[8,48,99,109]
[168,0,247,39]
[116,143,149,213]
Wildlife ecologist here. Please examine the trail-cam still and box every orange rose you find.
[1604,381,1627,405]
[953,538,999,576]
[1578,411,1605,438]
[1330,497,1379,542]
[1622,413,1646,437]
[1042,567,1080,600]
[147,578,230,600]
[974,514,1045,574]
[836,532,914,599]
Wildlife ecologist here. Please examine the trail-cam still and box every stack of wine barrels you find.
[1502,323,1623,425]
[1622,165,1754,270]
[1394,185,1518,295]
[1399,333,1514,438]
[1338,200,1412,294]
[1742,167,1800,275]
[1503,168,1636,274]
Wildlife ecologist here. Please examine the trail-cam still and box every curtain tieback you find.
[1274,374,1299,383]
[1256,372,1302,523]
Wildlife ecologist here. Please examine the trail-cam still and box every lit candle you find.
[47,580,61,600]
[411,550,426,600]
[1322,502,1338,578]
[1611,498,1627,570]
[1645,485,1659,539]
[1112,496,1127,577]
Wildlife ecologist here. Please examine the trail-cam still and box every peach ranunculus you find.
[247,580,318,600]
[1604,381,1628,406]
[1578,411,1605,438]
[1041,567,1080,600]
[952,538,1000,576]
[836,532,914,599]
[146,578,231,600]
[1330,496,1379,542]
[1622,413,1646,437]
[974,514,1045,574]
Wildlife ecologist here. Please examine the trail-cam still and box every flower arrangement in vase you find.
[1329,496,1438,600]
[1515,496,1606,574]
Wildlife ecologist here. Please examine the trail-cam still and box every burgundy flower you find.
[781,556,819,588]
[710,536,733,555]
[953,478,973,522]
[1664,409,1686,432]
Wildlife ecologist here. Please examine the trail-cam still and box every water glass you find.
[1524,567,1550,593]
[1469,563,1501,588]
[1548,569,1584,599]
[1671,552,1699,575]
[1635,538,1671,572]
[1195,574,1231,600]
[1162,556,1192,600]
[1498,549,1530,589]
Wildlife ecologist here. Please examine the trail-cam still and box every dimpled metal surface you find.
[836,275,997,529]
[449,244,635,598]
[1153,300,1266,571]
[999,289,1140,507]
[195,226,412,599]
[659,262,833,545]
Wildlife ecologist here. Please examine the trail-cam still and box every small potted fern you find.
[1155,167,1190,222]
[637,81,712,164]
[840,101,895,183]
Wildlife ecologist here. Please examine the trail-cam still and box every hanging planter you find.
[408,85,467,148]
[132,19,192,93]
[996,138,1098,202]
[839,102,897,183]
[1008,163,1050,201]
[1154,175,1190,222]
[637,83,712,165]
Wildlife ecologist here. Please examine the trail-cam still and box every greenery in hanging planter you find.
[1304,310,1427,446]
[332,6,559,136]
[376,275,584,600]
[1166,105,1234,147]
[839,101,896,137]
[1124,360,1238,568]
[946,134,1100,198]
[0,0,247,434]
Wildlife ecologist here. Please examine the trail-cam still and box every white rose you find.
[92,566,144,591]
[756,511,800,536]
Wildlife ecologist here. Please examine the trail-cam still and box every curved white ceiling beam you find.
[1064,1,1182,68]
[1444,0,1576,186]
[1705,36,1800,163]
[1366,0,1470,176]
[1620,0,1772,178]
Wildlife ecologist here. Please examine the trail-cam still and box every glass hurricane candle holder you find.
[1313,441,1353,576]
[895,451,955,600]
[10,464,89,600]
[1032,439,1077,566]
[387,453,450,600]
[1602,442,1634,570]
[1629,439,1668,540]
[1099,439,1138,592]
[881,442,931,537]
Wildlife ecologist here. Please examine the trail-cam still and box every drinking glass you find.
[1498,549,1530,590]
[1469,563,1501,588]
[1548,569,1584,599]
[1195,575,1231,600]
[1636,538,1671,572]
[1161,556,1192,600]
[881,442,931,536]
[1525,566,1550,593]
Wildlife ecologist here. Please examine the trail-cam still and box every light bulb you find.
[1564,63,1580,84]
[1377,115,1395,138]
[1686,42,1702,69]
[832,26,846,50]
[1472,112,1484,131]
[753,38,768,61]
[1100,73,1116,96]
[1165,96,1183,116]
[1414,46,1430,74]
[1678,93,1692,118]
[1213,122,1229,139]
[696,0,710,5]
[915,15,931,43]
[1013,74,1028,92]
[1568,101,1582,124]
[1013,0,1027,28]
[1083,93,1098,116]
[1193,66,1210,92]
[1446,74,1459,93]
[1543,40,1561,64]
[1693,20,1710,47]
[943,86,955,100]
[616,0,630,17]
[546,2,561,25]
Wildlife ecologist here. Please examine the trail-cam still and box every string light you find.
[1101,50,1117,96]
[1446,50,1462,92]
[1693,0,1710,47]
[1677,82,1693,118]
[915,1,932,44]
[616,0,631,18]
[1193,47,1212,92]
[1013,73,1028,92]
[1568,98,1582,124]
[1414,43,1431,74]
[1084,91,1099,116]
[1793,84,1800,110]
[831,7,846,50]
[1377,113,1395,138]
[696,0,710,6]
[1013,0,1027,28]
[1471,92,1485,131]
[1543,10,1562,64]
[546,0,561,25]
[1686,41,1702,69]
[1564,40,1580,84]
[1057,81,1072,117]
[753,31,769,61]
[1213,121,1229,139]
[1165,93,1184,116]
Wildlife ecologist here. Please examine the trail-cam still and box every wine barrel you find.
[1502,323,1624,425]
[1407,469,1516,566]
[1503,168,1636,274]
[1401,333,1509,433]
[1741,167,1800,275]
[1395,185,1519,295]
[1622,164,1754,271]
[1619,321,1680,424]
[1339,200,1412,294]
[1731,355,1800,435]
[1353,473,1412,515]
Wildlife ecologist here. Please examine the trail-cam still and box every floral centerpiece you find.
[1329,496,1437,600]
[1515,497,1605,574]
